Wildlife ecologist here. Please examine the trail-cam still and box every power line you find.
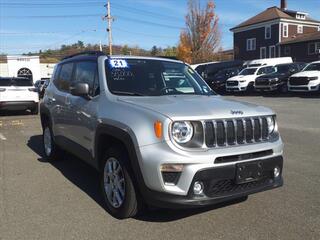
[0,14,102,19]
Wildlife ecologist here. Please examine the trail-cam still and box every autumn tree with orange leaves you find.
[177,0,220,64]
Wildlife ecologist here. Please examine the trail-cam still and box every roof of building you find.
[231,6,320,30]
[280,31,320,45]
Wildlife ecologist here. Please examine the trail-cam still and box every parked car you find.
[0,77,39,114]
[209,66,244,91]
[226,66,275,92]
[40,51,283,219]
[202,60,244,83]
[288,61,320,92]
[244,57,293,68]
[255,63,306,93]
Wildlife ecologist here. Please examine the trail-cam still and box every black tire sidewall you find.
[100,147,138,219]
[42,124,59,161]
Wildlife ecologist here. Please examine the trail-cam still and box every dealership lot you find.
[0,95,319,240]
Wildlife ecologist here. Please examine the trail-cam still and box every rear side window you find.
[73,61,99,97]
[55,62,73,92]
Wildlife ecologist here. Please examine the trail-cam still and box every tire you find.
[31,104,39,115]
[280,84,288,94]
[42,123,62,161]
[100,147,142,219]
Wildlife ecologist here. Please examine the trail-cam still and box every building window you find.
[318,26,320,32]
[283,23,288,38]
[297,25,303,34]
[308,43,317,55]
[296,14,306,20]
[269,45,276,58]
[316,43,320,54]
[246,38,256,51]
[260,47,267,59]
[265,26,271,39]
[17,68,33,81]
[284,46,291,56]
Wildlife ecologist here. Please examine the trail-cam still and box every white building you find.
[0,55,56,83]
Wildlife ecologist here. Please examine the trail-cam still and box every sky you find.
[0,0,319,55]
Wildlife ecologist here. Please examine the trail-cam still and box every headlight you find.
[239,80,246,83]
[270,78,279,82]
[309,77,318,81]
[266,116,275,134]
[172,121,194,144]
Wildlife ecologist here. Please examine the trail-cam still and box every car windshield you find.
[0,77,33,86]
[105,58,214,96]
[239,68,257,75]
[303,63,320,71]
[276,65,290,73]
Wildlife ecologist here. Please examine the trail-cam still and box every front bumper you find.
[0,101,38,111]
[255,82,283,91]
[226,82,249,92]
[142,156,283,208]
[288,82,320,92]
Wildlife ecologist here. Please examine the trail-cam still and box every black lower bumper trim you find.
[0,101,37,110]
[142,156,283,209]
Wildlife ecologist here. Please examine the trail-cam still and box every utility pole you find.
[103,0,113,55]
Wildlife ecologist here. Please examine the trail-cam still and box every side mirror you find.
[70,83,91,99]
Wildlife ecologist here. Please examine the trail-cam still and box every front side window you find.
[73,61,99,97]
[105,59,214,96]
[56,62,73,92]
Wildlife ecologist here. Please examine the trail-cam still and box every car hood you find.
[118,95,273,120]
[256,72,288,80]
[291,71,319,77]
[227,75,255,81]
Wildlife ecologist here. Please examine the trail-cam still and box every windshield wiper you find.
[112,90,145,96]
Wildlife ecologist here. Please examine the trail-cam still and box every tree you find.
[163,46,177,57]
[177,0,220,64]
[121,45,130,55]
[150,45,158,56]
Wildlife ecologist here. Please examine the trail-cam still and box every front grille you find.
[226,81,238,86]
[289,77,309,86]
[255,78,270,86]
[204,117,269,148]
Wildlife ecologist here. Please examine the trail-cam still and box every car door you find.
[50,62,74,141]
[67,60,100,159]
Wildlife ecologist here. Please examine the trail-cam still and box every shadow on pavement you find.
[0,110,35,117]
[27,135,248,222]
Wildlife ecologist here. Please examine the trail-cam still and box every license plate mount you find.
[235,161,263,184]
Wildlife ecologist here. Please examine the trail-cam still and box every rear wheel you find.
[100,147,143,219]
[42,124,62,161]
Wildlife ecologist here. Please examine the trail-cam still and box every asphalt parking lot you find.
[0,94,319,240]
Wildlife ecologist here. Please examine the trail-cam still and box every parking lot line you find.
[0,133,7,140]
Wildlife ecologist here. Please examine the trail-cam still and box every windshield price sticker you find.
[109,59,129,68]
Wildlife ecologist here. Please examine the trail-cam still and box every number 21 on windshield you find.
[109,59,128,68]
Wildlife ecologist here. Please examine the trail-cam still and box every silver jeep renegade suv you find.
[40,52,283,219]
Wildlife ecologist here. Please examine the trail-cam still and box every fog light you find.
[274,166,281,178]
[193,181,204,195]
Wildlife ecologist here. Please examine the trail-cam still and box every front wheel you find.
[42,124,62,161]
[100,147,142,219]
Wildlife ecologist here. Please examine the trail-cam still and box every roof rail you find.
[62,51,106,60]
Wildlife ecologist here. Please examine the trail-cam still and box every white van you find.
[244,57,292,68]
[0,77,39,114]
[226,65,275,92]
[288,61,320,92]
